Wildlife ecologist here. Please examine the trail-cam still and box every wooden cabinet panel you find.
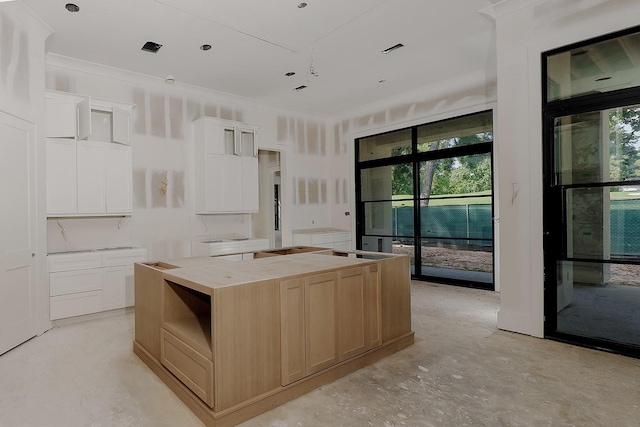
[280,278,305,385]
[365,264,382,349]
[337,267,366,361]
[161,329,214,408]
[304,272,337,374]
[213,279,281,411]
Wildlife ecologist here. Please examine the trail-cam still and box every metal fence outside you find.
[392,200,640,255]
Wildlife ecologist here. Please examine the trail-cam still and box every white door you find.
[0,111,38,355]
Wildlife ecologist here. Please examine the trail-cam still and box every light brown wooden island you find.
[133,248,413,427]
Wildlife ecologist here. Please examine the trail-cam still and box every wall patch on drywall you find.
[133,89,147,134]
[307,122,318,155]
[220,106,233,120]
[169,96,184,140]
[172,170,185,207]
[204,103,217,118]
[321,179,327,204]
[342,179,348,204]
[132,169,147,208]
[308,178,319,204]
[151,170,168,208]
[389,103,412,122]
[320,125,326,156]
[297,177,307,205]
[296,118,306,154]
[0,12,14,89]
[277,116,288,143]
[149,93,166,138]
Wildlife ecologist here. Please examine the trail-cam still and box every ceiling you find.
[22,0,498,115]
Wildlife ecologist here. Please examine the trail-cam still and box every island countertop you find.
[161,252,377,294]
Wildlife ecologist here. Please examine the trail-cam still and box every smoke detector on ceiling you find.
[142,41,163,53]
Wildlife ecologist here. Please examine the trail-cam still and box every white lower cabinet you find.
[292,229,352,250]
[103,265,135,311]
[48,248,146,320]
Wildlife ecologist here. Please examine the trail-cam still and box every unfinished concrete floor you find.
[1,281,639,427]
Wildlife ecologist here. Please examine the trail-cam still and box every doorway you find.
[253,150,282,248]
[543,27,640,357]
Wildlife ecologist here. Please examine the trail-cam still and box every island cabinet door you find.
[336,267,367,361]
[304,272,338,375]
[365,264,382,349]
[280,278,305,385]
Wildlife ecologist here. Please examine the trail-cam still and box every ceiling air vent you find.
[382,43,404,54]
[293,85,307,91]
[142,41,162,53]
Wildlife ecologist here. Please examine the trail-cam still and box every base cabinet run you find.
[134,251,412,427]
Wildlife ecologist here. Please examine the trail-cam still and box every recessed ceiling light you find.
[382,43,404,54]
[298,2,308,8]
[293,85,307,91]
[165,75,175,84]
[285,72,296,77]
[65,3,79,12]
[200,44,212,51]
[141,41,162,53]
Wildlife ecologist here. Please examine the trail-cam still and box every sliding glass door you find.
[355,111,494,289]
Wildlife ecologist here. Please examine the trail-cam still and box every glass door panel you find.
[416,153,493,283]
[549,105,640,352]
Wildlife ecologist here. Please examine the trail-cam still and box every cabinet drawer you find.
[241,239,270,252]
[48,252,101,273]
[161,329,214,408]
[50,269,102,296]
[100,248,146,267]
[50,290,103,320]
[311,232,350,245]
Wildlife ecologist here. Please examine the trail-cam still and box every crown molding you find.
[479,0,547,20]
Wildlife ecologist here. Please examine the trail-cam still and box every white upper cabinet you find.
[46,90,133,144]
[112,106,132,145]
[76,140,107,214]
[46,91,91,139]
[192,117,259,214]
[45,90,135,217]
[46,138,77,215]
